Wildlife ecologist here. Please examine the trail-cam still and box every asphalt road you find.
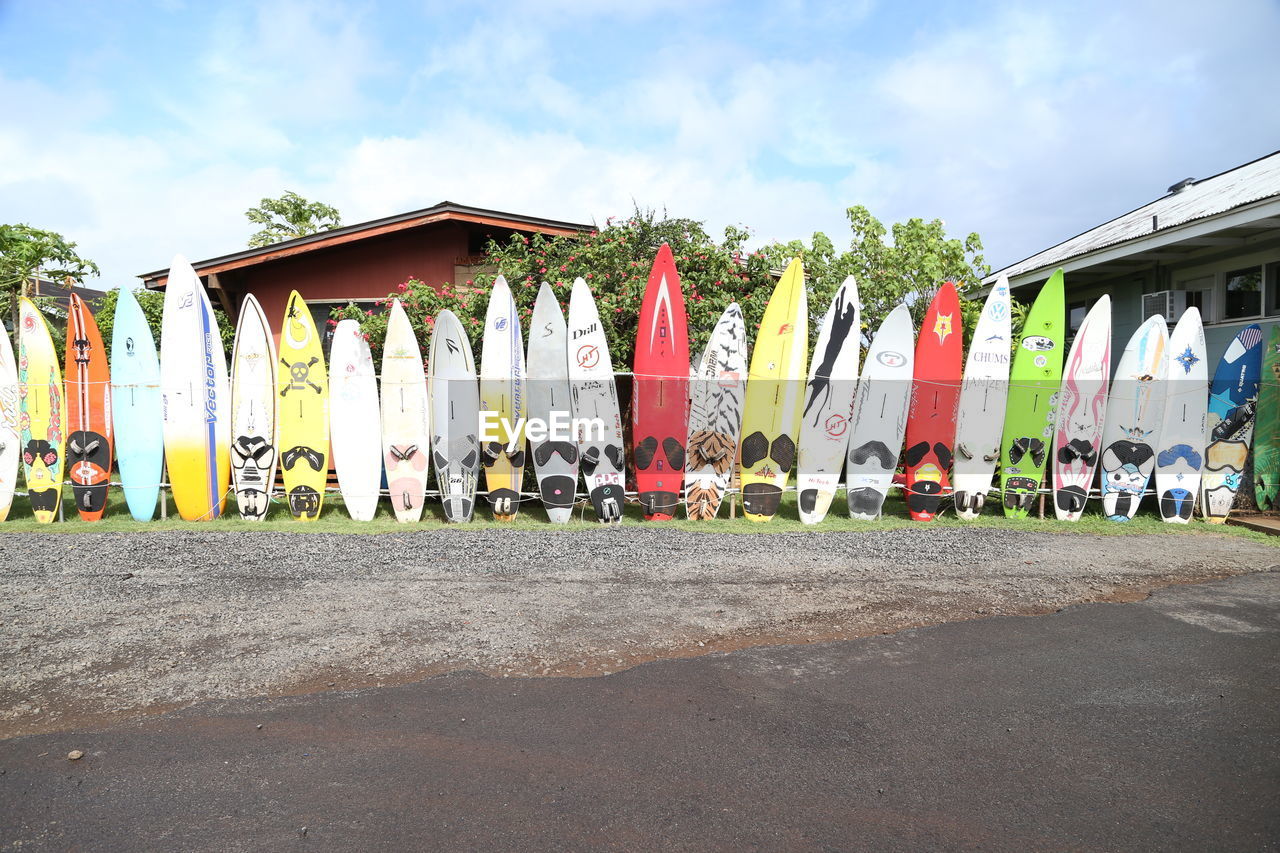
[2,571,1277,852]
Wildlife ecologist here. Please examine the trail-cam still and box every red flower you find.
[397,282,407,292]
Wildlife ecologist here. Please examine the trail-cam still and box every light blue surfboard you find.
[110,287,164,521]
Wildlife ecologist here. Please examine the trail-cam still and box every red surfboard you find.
[903,281,963,520]
[632,243,690,520]
[66,292,114,521]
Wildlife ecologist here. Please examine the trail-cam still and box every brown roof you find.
[137,200,596,286]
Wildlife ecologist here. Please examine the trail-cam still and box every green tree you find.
[245,191,342,248]
[755,206,990,345]
[332,204,995,366]
[0,223,100,332]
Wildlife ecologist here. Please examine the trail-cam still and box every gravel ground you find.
[1,528,1276,738]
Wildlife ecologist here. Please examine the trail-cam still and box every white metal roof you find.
[989,150,1280,283]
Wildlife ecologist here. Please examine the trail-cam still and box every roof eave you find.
[986,195,1280,288]
[137,201,596,286]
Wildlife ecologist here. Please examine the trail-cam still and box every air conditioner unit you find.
[1142,290,1187,321]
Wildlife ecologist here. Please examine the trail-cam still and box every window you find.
[1267,262,1280,314]
[309,300,385,357]
[1224,266,1262,320]
[1067,300,1088,336]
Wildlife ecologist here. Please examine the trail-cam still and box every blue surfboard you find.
[110,287,164,521]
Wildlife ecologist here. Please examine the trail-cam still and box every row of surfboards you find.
[1,248,1269,524]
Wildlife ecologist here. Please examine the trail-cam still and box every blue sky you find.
[1,0,1278,286]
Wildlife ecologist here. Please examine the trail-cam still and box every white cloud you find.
[2,0,1278,288]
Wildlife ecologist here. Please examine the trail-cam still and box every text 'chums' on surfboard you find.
[2,248,1262,527]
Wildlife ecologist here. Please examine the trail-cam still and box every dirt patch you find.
[0,527,1272,738]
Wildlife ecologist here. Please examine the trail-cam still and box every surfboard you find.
[230,294,277,521]
[1051,296,1111,521]
[276,290,329,521]
[160,255,230,522]
[568,277,626,523]
[18,298,64,523]
[429,308,480,523]
[381,298,431,523]
[1099,315,1168,521]
[1202,324,1262,523]
[738,258,808,522]
[0,317,19,521]
[526,282,578,523]
[64,293,113,520]
[1155,308,1207,523]
[846,304,914,520]
[632,244,690,520]
[479,276,527,521]
[797,277,860,525]
[952,276,1012,519]
[1252,325,1280,510]
[109,286,163,522]
[999,269,1065,517]
[903,282,963,520]
[685,303,747,520]
[330,319,382,521]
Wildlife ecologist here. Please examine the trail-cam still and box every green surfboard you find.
[999,269,1066,517]
[1253,325,1280,509]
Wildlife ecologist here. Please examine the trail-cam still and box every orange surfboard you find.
[66,293,114,520]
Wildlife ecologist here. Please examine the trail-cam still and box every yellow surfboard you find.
[737,259,808,522]
[18,298,65,523]
[276,291,329,521]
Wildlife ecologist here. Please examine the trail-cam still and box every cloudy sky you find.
[1,0,1277,286]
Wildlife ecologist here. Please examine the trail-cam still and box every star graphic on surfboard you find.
[1174,345,1200,374]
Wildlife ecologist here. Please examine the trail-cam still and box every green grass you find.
[3,486,1275,545]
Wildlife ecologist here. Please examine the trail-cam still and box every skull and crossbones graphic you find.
[280,357,321,395]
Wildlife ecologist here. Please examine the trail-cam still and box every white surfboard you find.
[330,319,382,521]
[380,299,430,522]
[568,277,625,523]
[479,276,527,521]
[952,276,1012,519]
[797,277,860,524]
[845,304,914,519]
[526,283,577,523]
[685,303,747,520]
[1052,296,1111,521]
[1155,308,1207,523]
[229,294,277,520]
[430,309,480,523]
[1099,314,1169,520]
[161,254,232,521]
[0,320,19,520]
